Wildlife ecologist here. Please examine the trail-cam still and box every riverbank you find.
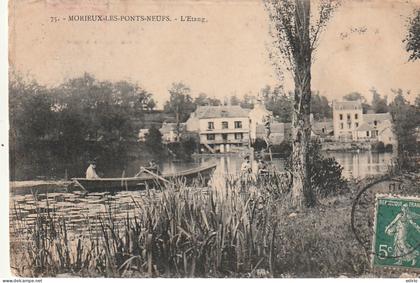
[9,173,419,277]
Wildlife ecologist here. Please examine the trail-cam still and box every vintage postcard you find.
[7,0,420,279]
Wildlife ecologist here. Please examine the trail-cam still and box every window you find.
[235,133,243,140]
[347,114,351,120]
[339,114,343,120]
[366,131,370,137]
[207,122,214,130]
[348,123,351,129]
[222,133,228,140]
[207,134,215,140]
[355,114,358,120]
[322,128,325,133]
[374,120,378,126]
[340,123,344,129]
[355,122,359,128]
[234,121,242,129]
[222,121,228,129]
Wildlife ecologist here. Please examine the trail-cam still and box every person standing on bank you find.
[86,161,100,179]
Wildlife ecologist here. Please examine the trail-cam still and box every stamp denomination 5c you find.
[373,195,420,270]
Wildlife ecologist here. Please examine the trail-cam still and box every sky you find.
[9,0,420,108]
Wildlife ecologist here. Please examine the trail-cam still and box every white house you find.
[332,100,363,141]
[185,105,250,153]
[332,100,396,146]
[159,122,184,144]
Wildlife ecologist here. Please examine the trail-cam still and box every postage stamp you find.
[372,195,420,270]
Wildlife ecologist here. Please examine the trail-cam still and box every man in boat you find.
[86,161,100,179]
[146,160,161,175]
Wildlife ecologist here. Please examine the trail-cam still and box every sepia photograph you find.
[6,0,420,279]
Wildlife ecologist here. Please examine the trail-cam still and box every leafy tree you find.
[230,95,240,106]
[264,0,338,207]
[307,141,348,197]
[144,126,164,155]
[343,92,365,102]
[9,72,158,179]
[370,88,388,113]
[240,94,256,109]
[194,93,222,106]
[389,89,419,171]
[343,92,371,113]
[405,9,420,61]
[262,85,294,122]
[311,91,332,120]
[164,82,196,123]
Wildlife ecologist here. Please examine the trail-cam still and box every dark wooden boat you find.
[72,163,217,192]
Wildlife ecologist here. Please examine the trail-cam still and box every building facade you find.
[333,100,363,141]
[333,100,396,146]
[186,105,251,153]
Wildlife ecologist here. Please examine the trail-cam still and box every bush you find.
[385,144,393,152]
[286,141,348,198]
[252,137,268,152]
[144,126,164,155]
[371,141,385,152]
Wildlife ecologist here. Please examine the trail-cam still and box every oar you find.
[140,167,173,185]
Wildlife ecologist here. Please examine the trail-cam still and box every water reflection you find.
[324,151,393,179]
[155,151,392,180]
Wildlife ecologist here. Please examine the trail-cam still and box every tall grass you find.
[11,174,368,277]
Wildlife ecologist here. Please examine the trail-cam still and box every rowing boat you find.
[72,163,217,192]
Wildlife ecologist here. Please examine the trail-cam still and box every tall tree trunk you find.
[291,0,315,208]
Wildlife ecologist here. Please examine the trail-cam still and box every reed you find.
[10,174,367,277]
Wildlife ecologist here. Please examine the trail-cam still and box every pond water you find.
[9,151,393,241]
[156,151,394,180]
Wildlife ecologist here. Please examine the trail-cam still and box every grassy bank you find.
[10,172,382,278]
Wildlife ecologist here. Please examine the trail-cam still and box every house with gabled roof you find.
[185,105,251,153]
[332,100,396,146]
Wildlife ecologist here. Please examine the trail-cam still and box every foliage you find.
[369,88,388,113]
[12,179,365,278]
[264,0,338,207]
[405,9,420,61]
[164,82,196,123]
[194,93,222,106]
[271,141,292,157]
[261,85,294,123]
[240,94,256,109]
[144,126,164,156]
[286,141,348,198]
[310,91,332,120]
[388,89,420,171]
[230,95,241,106]
[167,137,198,161]
[343,92,371,113]
[9,73,156,179]
[371,141,385,153]
[307,141,348,198]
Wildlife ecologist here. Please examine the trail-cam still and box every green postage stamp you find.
[372,195,420,270]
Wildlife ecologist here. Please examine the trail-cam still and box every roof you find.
[333,100,362,111]
[160,122,185,134]
[194,105,250,119]
[256,122,285,135]
[356,122,375,132]
[363,113,392,123]
[312,120,334,135]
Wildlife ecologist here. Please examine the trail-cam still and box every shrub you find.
[286,141,348,198]
[371,141,385,152]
